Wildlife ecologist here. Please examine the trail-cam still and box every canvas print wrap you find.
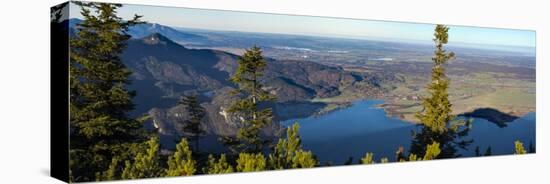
[51,1,536,182]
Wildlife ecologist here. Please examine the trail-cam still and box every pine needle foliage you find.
[268,123,317,169]
[69,2,146,181]
[165,138,197,176]
[423,142,441,160]
[236,153,267,172]
[514,140,527,154]
[121,137,163,179]
[226,46,276,154]
[361,153,375,164]
[410,25,471,159]
[203,154,234,174]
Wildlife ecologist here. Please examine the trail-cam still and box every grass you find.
[382,71,535,122]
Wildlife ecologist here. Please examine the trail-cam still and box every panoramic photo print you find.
[51,1,536,182]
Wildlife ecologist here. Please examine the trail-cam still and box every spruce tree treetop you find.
[226,45,275,154]
[70,2,145,140]
[416,24,455,134]
[409,24,471,159]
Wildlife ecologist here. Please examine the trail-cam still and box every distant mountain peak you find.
[141,33,174,45]
[68,18,205,43]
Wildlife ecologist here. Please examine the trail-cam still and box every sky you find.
[69,2,536,48]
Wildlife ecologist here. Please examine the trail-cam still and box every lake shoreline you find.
[280,99,536,165]
[378,94,535,124]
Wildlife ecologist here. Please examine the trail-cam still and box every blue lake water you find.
[281,100,536,165]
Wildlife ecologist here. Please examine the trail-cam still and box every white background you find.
[0,0,547,183]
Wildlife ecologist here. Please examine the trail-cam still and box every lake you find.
[281,100,536,165]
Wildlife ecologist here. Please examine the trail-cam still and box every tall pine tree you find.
[416,25,456,133]
[225,45,275,154]
[69,2,145,181]
[178,95,206,152]
[409,25,471,159]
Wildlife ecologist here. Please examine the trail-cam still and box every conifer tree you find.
[178,95,206,152]
[291,151,316,168]
[268,123,316,169]
[121,137,163,179]
[203,154,234,174]
[361,153,375,164]
[166,138,197,176]
[514,140,527,154]
[423,142,441,160]
[410,25,471,159]
[361,142,441,164]
[69,2,145,181]
[236,153,267,172]
[416,25,456,133]
[226,45,275,154]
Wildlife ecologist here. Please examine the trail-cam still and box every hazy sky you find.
[69,2,536,48]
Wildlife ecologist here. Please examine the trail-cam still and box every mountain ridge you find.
[120,32,387,149]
